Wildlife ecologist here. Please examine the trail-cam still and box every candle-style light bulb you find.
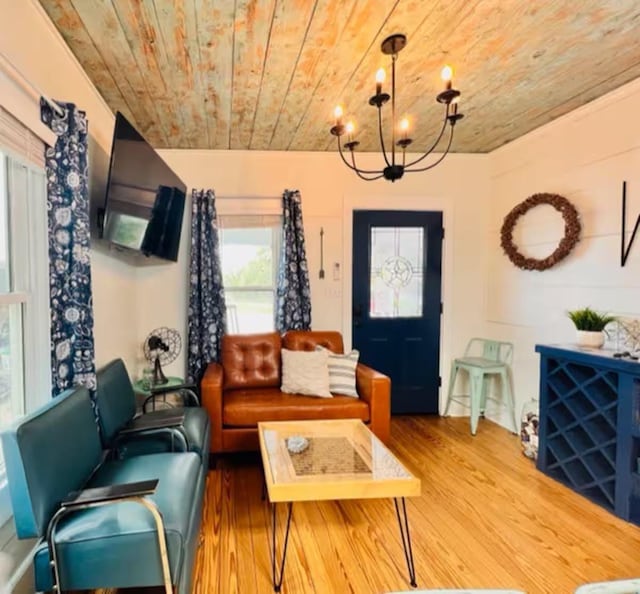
[346,121,355,141]
[375,68,386,95]
[334,105,343,126]
[399,117,410,140]
[441,65,453,90]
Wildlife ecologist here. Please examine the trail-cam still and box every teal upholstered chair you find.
[574,579,640,593]
[443,338,517,435]
[96,359,210,464]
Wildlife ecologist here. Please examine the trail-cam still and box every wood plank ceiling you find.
[38,0,640,153]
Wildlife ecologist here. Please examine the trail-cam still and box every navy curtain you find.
[276,189,312,332]
[187,189,227,383]
[41,100,96,397]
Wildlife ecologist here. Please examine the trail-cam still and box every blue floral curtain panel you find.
[187,189,227,383]
[276,189,312,332]
[41,100,97,397]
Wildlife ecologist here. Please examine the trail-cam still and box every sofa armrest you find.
[356,363,391,444]
[125,412,185,431]
[61,479,158,507]
[201,362,224,453]
[116,420,189,452]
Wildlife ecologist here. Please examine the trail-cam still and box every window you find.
[219,215,282,334]
[0,149,50,528]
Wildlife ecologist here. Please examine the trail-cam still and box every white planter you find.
[576,330,605,349]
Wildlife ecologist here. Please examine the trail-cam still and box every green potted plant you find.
[567,307,616,349]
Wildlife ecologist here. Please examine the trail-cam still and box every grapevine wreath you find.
[500,193,581,271]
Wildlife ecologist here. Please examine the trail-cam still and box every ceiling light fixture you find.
[330,34,463,182]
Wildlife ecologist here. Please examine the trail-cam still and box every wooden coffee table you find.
[258,419,421,592]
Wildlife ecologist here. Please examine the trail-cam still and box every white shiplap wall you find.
[486,77,640,426]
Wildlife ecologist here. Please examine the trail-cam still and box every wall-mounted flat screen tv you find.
[100,112,186,262]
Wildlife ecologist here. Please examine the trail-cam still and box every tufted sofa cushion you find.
[282,330,344,354]
[221,332,282,390]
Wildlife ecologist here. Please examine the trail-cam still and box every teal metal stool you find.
[444,338,517,435]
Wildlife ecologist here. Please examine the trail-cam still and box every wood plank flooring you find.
[108,416,640,593]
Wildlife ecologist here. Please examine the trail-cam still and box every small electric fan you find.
[143,327,181,385]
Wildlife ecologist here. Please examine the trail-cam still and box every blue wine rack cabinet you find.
[536,345,640,524]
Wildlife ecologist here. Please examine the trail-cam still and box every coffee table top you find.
[258,419,421,502]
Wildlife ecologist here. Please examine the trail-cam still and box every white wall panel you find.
[487,76,640,426]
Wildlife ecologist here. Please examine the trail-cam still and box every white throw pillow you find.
[281,348,332,398]
[316,346,359,398]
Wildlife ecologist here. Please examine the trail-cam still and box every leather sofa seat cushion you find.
[283,330,344,354]
[223,388,370,427]
[222,332,281,390]
[33,451,201,592]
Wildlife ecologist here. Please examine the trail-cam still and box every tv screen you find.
[101,112,186,262]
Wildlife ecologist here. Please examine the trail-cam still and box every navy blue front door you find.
[352,210,443,414]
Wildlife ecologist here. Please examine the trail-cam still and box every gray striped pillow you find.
[315,346,359,398]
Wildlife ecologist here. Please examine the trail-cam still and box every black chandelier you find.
[330,33,463,182]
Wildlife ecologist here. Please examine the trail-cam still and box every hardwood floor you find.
[101,416,640,593]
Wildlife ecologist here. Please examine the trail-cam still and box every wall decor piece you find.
[319,227,325,279]
[620,181,640,267]
[607,317,640,354]
[500,192,581,271]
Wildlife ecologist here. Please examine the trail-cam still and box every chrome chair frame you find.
[46,481,173,594]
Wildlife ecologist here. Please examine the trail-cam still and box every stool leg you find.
[502,368,518,434]
[443,363,459,417]
[479,375,489,417]
[469,370,482,435]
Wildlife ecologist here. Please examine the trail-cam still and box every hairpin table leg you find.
[394,497,417,587]
[271,501,294,592]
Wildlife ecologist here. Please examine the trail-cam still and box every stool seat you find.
[455,356,504,369]
[444,338,517,435]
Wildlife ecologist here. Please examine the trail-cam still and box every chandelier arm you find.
[353,169,385,181]
[350,148,385,180]
[336,136,385,175]
[377,107,392,168]
[404,115,449,169]
[405,126,454,173]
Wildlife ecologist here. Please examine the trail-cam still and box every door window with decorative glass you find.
[219,215,282,334]
[370,226,424,318]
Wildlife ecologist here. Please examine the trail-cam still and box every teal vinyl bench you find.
[1,385,207,593]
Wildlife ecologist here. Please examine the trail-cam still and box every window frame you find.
[0,149,51,529]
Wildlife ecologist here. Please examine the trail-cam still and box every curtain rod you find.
[0,51,65,116]
[215,195,280,200]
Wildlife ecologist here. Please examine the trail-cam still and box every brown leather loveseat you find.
[201,330,391,455]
